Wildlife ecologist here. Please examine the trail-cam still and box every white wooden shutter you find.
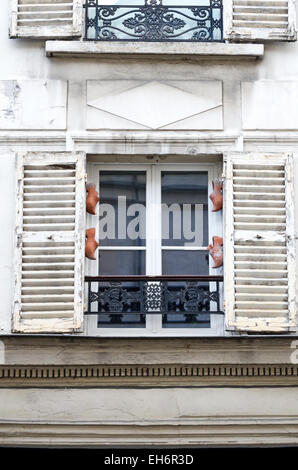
[224,152,296,333]
[9,0,83,39]
[224,0,297,42]
[13,152,86,333]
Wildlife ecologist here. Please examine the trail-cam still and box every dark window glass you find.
[99,171,146,247]
[162,250,210,328]
[161,171,208,247]
[162,250,209,276]
[98,250,145,276]
[97,250,146,328]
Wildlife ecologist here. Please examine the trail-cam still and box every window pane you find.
[98,250,145,275]
[161,172,208,247]
[162,309,210,329]
[99,171,146,247]
[162,250,209,275]
[162,250,210,328]
[97,250,146,328]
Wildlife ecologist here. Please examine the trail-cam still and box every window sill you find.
[45,41,264,60]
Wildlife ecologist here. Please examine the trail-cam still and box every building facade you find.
[0,0,298,447]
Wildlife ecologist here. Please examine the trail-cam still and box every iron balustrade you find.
[85,276,223,327]
[84,1,223,42]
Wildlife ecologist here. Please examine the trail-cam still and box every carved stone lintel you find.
[86,183,99,215]
[207,236,223,268]
[85,228,99,260]
[210,179,223,212]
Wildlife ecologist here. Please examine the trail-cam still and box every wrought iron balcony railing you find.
[85,276,224,327]
[84,1,223,42]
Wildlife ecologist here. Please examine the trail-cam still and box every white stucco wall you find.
[1,1,298,334]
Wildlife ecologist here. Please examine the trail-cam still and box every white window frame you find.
[86,160,223,337]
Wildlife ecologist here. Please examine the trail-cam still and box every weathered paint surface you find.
[0,1,297,336]
[13,152,86,334]
[224,0,297,42]
[9,0,83,39]
[0,80,67,130]
[224,153,296,332]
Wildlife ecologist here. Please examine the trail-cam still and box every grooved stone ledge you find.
[1,364,298,387]
[45,41,264,60]
[1,420,298,447]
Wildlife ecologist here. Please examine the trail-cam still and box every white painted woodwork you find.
[86,161,223,337]
[9,0,83,39]
[224,0,297,42]
[13,151,86,333]
[224,152,296,332]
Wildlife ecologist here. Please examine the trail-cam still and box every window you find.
[84,0,223,42]
[9,0,297,43]
[86,162,223,337]
[13,151,296,335]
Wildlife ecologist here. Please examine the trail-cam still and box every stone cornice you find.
[46,41,264,60]
[1,418,298,447]
[1,364,298,388]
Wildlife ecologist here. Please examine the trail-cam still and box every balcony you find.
[84,0,223,42]
[85,275,223,327]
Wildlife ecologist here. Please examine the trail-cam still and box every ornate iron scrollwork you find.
[85,276,223,326]
[84,1,223,42]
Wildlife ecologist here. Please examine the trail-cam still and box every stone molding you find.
[1,419,298,447]
[1,364,298,387]
[3,131,298,154]
[45,41,264,60]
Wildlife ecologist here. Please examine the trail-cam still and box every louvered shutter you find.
[9,0,83,39]
[224,0,297,42]
[13,152,86,333]
[224,152,296,333]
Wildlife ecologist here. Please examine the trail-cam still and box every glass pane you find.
[162,250,210,328]
[162,172,208,247]
[162,250,209,275]
[98,250,145,275]
[97,250,146,328]
[162,309,210,329]
[99,171,146,247]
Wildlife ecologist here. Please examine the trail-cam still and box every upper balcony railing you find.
[84,0,223,42]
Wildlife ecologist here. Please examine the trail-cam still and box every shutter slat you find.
[235,254,287,261]
[224,0,297,42]
[22,295,74,302]
[23,262,75,270]
[10,0,83,39]
[22,279,75,286]
[20,312,75,319]
[22,285,74,295]
[224,153,296,332]
[235,277,288,285]
[235,246,287,253]
[235,310,289,317]
[236,286,288,293]
[13,152,85,333]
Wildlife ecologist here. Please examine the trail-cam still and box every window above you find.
[84,0,223,42]
[9,0,296,43]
